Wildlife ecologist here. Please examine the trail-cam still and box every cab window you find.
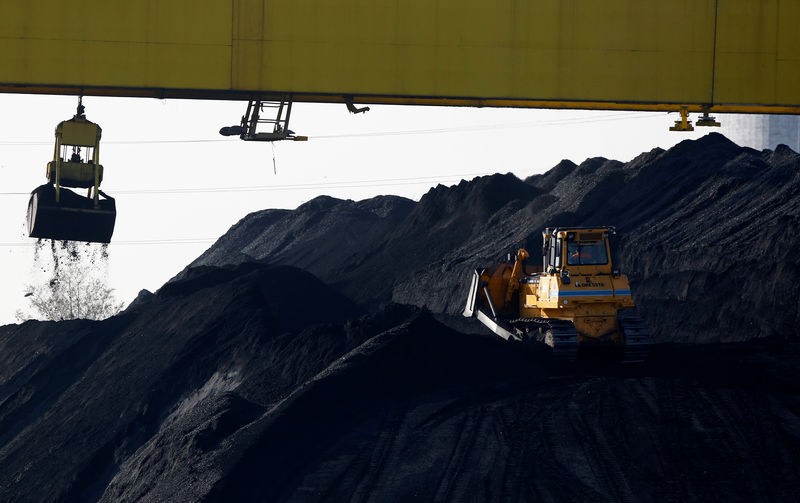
[554,238,562,268]
[566,241,608,265]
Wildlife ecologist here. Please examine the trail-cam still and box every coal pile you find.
[209,337,800,503]
[2,133,800,502]
[0,262,390,502]
[1,262,799,501]
[186,195,415,296]
[185,133,800,343]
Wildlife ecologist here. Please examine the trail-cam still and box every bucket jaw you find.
[27,184,116,243]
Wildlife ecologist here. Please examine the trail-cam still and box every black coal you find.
[2,134,799,502]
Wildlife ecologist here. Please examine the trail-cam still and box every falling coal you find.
[18,239,122,321]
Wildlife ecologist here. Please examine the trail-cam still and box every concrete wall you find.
[721,115,800,151]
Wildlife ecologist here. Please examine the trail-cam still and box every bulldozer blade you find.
[27,184,116,243]
[462,269,483,317]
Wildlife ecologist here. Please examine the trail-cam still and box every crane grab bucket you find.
[27,103,117,243]
[27,184,116,243]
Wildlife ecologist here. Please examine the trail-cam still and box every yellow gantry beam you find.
[0,0,798,114]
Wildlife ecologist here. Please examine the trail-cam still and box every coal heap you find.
[186,133,800,343]
[2,134,800,502]
[3,263,800,502]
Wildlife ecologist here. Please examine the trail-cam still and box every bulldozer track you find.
[618,316,651,363]
[510,318,579,362]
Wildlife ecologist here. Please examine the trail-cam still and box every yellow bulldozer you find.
[463,226,650,363]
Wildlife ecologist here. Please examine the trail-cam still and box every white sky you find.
[1,93,719,324]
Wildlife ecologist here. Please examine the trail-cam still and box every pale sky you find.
[1,93,718,325]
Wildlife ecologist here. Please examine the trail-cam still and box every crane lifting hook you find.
[76,95,85,117]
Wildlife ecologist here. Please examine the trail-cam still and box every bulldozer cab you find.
[27,103,116,243]
[542,227,615,276]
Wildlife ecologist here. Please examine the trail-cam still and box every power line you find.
[0,171,495,196]
[0,238,216,248]
[110,173,493,194]
[0,112,652,146]
[0,139,236,146]
[113,238,216,245]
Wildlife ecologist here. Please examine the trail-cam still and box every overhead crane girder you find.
[0,0,798,116]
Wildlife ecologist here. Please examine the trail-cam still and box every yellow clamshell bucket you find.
[27,103,117,243]
[27,183,116,243]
